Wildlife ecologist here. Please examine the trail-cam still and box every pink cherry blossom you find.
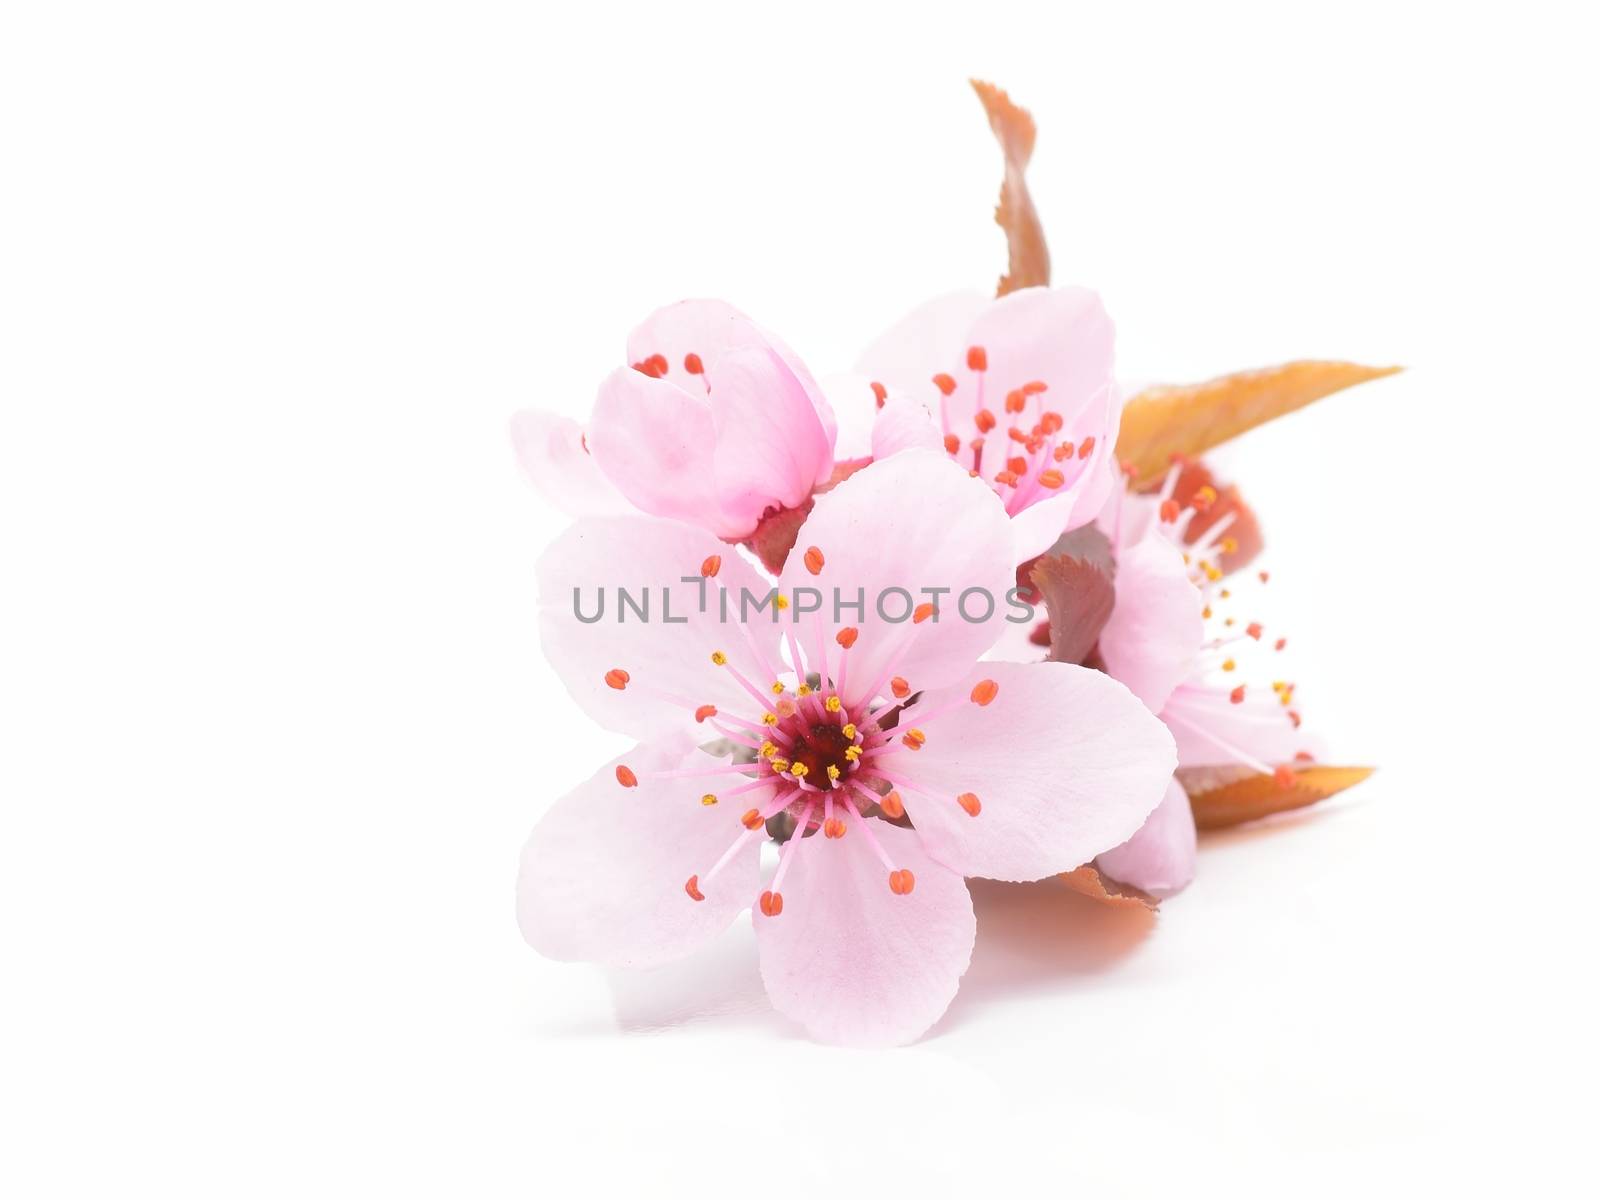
[853,286,1122,562]
[519,450,1176,1046]
[510,299,838,537]
[1088,464,1322,897]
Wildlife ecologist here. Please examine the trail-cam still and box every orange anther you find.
[912,603,936,624]
[803,546,825,575]
[957,792,982,817]
[1054,443,1072,461]
[974,409,997,433]
[701,554,722,578]
[932,373,957,396]
[888,868,916,895]
[836,626,859,649]
[1160,498,1181,523]
[1288,710,1303,729]
[967,346,988,371]
[944,433,960,454]
[1038,469,1064,489]
[604,668,630,690]
[1275,637,1288,651]
[1022,380,1048,395]
[1005,390,1026,414]
[683,352,704,375]
[870,380,887,407]
[970,679,999,706]
[891,676,911,699]
[1077,436,1096,460]
[994,470,1020,487]
[879,791,905,820]
[1229,685,1246,705]
[1273,765,1296,788]
[759,890,783,917]
[1247,622,1264,640]
[741,808,765,830]
[823,817,845,839]
[1007,427,1029,444]
[1007,455,1028,475]
[1259,571,1272,583]
[615,765,638,787]
[901,729,926,750]
[1039,411,1063,434]
[694,704,718,723]
[685,875,705,901]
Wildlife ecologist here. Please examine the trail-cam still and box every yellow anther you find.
[824,696,842,713]
[762,712,778,726]
[711,650,727,665]
[774,594,790,610]
[1203,562,1223,582]
[701,793,717,806]
[826,764,841,781]
[1202,606,1213,619]
[771,681,785,695]
[1222,658,1237,672]
[844,745,862,762]
[790,762,809,778]
[759,741,776,758]
[770,758,790,772]
[796,684,812,697]
[841,723,856,739]
[1220,588,1231,599]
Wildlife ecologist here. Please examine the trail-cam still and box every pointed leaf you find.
[972,79,1049,297]
[1117,361,1401,488]
[1060,864,1158,911]
[1029,528,1115,666]
[1180,764,1375,831]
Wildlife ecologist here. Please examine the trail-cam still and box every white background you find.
[4,2,1597,1195]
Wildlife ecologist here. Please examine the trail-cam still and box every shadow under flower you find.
[933,879,1158,1036]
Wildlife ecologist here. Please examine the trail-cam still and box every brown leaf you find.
[972,79,1049,297]
[1181,764,1375,831]
[1060,865,1158,911]
[1029,533,1115,666]
[1117,361,1402,488]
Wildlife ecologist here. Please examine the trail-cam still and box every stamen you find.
[870,381,888,407]
[836,627,859,649]
[701,793,717,806]
[694,704,718,722]
[1038,469,1064,489]
[701,555,721,578]
[889,869,916,895]
[615,765,638,788]
[803,546,825,575]
[957,792,982,817]
[759,891,783,916]
[891,677,911,699]
[944,433,960,454]
[967,346,988,371]
[970,678,1000,706]
[685,875,704,901]
[974,409,997,433]
[932,373,957,396]
[684,352,704,375]
[604,668,630,690]
[879,790,905,819]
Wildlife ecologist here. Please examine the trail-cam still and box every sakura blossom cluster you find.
[509,286,1337,1046]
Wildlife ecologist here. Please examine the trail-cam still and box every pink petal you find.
[587,366,746,537]
[774,451,1015,706]
[508,409,634,517]
[1097,530,1205,712]
[753,821,974,1047]
[820,372,880,462]
[518,735,765,968]
[947,286,1114,434]
[708,346,834,532]
[627,299,838,451]
[853,289,989,407]
[1161,683,1322,769]
[892,661,1176,881]
[1096,777,1197,899]
[870,395,944,460]
[537,515,783,741]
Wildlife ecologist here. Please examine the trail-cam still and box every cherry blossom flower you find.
[1089,463,1320,896]
[510,299,838,537]
[852,286,1122,562]
[518,450,1175,1045]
